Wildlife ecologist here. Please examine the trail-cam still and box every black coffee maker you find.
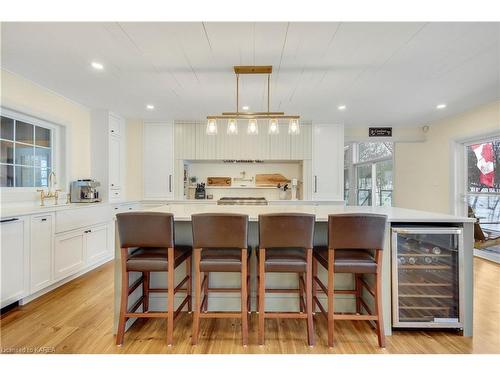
[195,183,206,199]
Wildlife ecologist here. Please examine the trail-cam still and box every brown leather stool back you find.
[117,212,174,248]
[328,214,387,250]
[192,213,248,249]
[259,213,315,249]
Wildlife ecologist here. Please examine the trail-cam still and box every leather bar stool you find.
[116,212,192,346]
[312,213,387,348]
[257,213,315,346]
[191,213,250,346]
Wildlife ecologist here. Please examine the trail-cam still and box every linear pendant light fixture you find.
[206,66,300,135]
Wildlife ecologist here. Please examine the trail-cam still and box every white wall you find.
[1,69,91,201]
[394,101,500,214]
[125,119,143,200]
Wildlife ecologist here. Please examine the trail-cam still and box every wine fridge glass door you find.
[391,227,464,328]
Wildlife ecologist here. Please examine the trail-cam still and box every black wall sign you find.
[369,127,392,137]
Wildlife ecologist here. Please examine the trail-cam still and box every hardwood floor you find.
[1,257,499,354]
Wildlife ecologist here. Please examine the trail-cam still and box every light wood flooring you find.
[1,257,499,354]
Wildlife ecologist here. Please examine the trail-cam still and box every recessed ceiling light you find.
[337,105,347,111]
[242,105,249,111]
[91,61,104,70]
[436,103,447,109]
[146,104,155,110]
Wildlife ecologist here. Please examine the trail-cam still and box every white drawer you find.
[109,189,122,201]
[111,202,141,215]
[55,205,111,234]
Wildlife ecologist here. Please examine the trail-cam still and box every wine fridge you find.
[392,227,464,328]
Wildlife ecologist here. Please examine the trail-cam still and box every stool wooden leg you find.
[192,248,202,345]
[167,247,175,346]
[355,274,361,314]
[306,248,314,346]
[247,256,251,313]
[258,248,266,345]
[374,249,385,348]
[116,248,129,345]
[241,248,248,346]
[327,248,335,347]
[186,256,192,312]
[142,272,150,312]
[312,258,318,314]
[299,272,305,313]
[203,272,209,312]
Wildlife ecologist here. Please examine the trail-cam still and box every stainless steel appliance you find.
[217,197,268,205]
[392,226,464,329]
[70,179,101,203]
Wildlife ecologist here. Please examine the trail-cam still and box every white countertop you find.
[1,199,474,223]
[147,203,475,223]
[0,200,141,219]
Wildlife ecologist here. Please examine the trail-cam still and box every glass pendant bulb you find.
[268,118,279,134]
[247,119,258,135]
[288,119,300,135]
[227,118,238,135]
[206,119,217,135]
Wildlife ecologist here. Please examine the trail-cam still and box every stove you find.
[217,197,268,205]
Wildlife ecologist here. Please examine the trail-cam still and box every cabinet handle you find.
[1,218,19,223]
[314,175,318,193]
[169,174,172,193]
[41,218,47,222]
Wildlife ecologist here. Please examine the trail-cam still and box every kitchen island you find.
[114,202,475,337]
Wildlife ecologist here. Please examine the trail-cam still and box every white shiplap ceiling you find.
[1,22,499,127]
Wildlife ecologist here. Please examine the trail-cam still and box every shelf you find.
[399,265,451,270]
[399,283,452,287]
[187,186,280,189]
[399,294,454,299]
[398,253,452,257]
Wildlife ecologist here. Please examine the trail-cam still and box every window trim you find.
[1,107,61,191]
[345,141,394,207]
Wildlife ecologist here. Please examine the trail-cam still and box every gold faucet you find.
[37,171,61,206]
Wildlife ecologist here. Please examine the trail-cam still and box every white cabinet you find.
[30,214,54,293]
[291,123,312,160]
[1,217,29,308]
[109,135,122,190]
[312,124,344,200]
[143,122,174,199]
[91,110,126,202]
[85,224,110,266]
[54,229,85,281]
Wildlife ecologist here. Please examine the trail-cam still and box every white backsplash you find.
[185,161,303,200]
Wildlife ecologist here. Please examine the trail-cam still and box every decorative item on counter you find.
[207,177,232,186]
[255,173,291,187]
[277,182,289,200]
[195,183,206,199]
[291,178,298,200]
[190,176,197,185]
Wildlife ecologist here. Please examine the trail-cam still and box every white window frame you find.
[0,107,62,192]
[452,131,500,217]
[345,141,394,207]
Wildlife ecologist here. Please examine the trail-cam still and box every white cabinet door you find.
[291,123,312,160]
[312,124,344,200]
[109,114,123,137]
[1,218,28,308]
[269,130,291,159]
[143,122,174,199]
[85,224,109,265]
[54,230,84,281]
[109,135,121,190]
[30,214,53,293]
